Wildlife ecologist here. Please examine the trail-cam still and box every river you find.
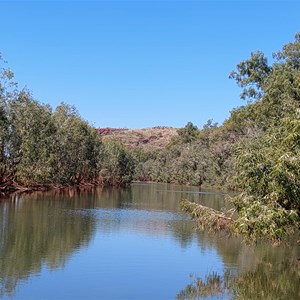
[0,183,299,299]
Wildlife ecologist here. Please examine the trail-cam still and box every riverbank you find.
[0,179,111,198]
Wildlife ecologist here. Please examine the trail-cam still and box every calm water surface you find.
[0,183,299,299]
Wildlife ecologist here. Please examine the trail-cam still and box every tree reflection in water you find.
[177,259,300,300]
[1,184,299,299]
[0,190,97,297]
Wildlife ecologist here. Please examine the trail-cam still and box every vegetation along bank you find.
[0,57,135,192]
[127,33,300,244]
[1,33,300,243]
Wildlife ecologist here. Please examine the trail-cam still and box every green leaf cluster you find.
[229,33,300,242]
[99,139,135,186]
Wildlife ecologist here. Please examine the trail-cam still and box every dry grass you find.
[98,126,178,150]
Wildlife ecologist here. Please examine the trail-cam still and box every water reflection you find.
[0,183,299,299]
[0,192,97,297]
[177,259,300,299]
[0,184,198,297]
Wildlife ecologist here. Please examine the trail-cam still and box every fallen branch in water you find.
[181,199,300,245]
[180,199,235,234]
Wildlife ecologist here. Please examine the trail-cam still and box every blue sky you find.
[1,1,299,129]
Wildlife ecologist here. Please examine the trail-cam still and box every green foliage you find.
[8,91,55,184]
[165,33,300,243]
[229,33,300,242]
[132,121,236,188]
[176,121,199,144]
[2,32,300,241]
[273,32,300,69]
[231,111,300,242]
[0,54,17,185]
[99,139,135,186]
[0,55,133,189]
[181,199,234,233]
[2,96,103,187]
[229,51,272,101]
[52,103,101,185]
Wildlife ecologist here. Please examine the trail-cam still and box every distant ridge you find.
[97,128,128,135]
[97,126,178,150]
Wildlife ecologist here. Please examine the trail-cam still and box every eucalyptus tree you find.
[0,54,17,186]
[182,33,300,243]
[99,139,135,186]
[230,33,300,124]
[177,121,199,144]
[230,101,300,240]
[8,90,55,185]
[52,103,101,185]
[230,34,300,240]
[0,52,135,189]
[229,51,272,102]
